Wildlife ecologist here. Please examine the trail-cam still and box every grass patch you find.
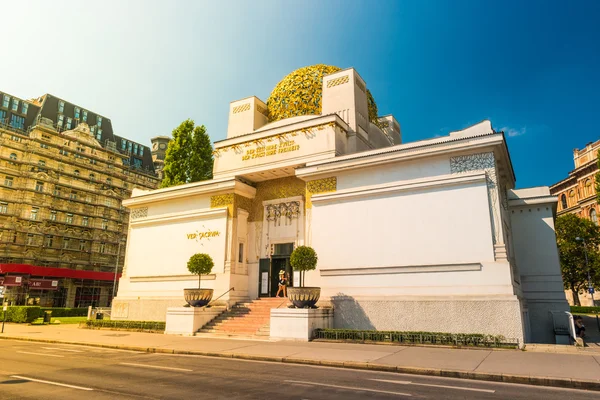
[30,316,89,325]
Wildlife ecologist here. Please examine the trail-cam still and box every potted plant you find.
[183,253,214,307]
[287,245,320,308]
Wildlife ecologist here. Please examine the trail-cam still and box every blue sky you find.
[2,0,599,188]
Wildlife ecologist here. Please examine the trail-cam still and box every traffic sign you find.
[590,287,595,294]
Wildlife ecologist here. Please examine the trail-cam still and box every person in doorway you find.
[276,270,288,298]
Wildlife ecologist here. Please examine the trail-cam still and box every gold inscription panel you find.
[241,140,300,161]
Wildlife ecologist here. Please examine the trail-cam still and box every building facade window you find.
[82,110,88,122]
[35,181,44,192]
[63,237,70,249]
[560,194,568,209]
[30,207,39,220]
[66,213,74,224]
[46,235,54,247]
[66,117,72,129]
[97,116,102,127]
[10,115,25,129]
[50,210,57,221]
[74,107,80,119]
[2,95,9,108]
[40,142,49,149]
[9,153,17,162]
[74,169,80,176]
[69,191,77,200]
[11,98,19,111]
[238,243,244,263]
[53,186,61,197]
[106,178,112,185]
[121,139,127,150]
[4,176,13,187]
[0,109,6,122]
[591,209,598,225]
[58,114,64,127]
[102,219,108,230]
[89,173,95,181]
[99,242,106,253]
[21,102,28,114]
[0,202,7,214]
[139,146,144,156]
[79,240,86,251]
[58,100,65,113]
[82,216,89,226]
[96,129,102,140]
[27,234,34,245]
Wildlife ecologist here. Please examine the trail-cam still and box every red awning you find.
[0,264,121,282]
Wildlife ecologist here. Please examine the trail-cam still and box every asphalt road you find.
[0,340,597,400]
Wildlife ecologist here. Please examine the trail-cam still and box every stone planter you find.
[184,288,214,307]
[288,287,321,308]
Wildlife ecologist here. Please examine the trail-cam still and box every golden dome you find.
[266,64,380,125]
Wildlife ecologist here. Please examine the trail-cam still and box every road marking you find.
[119,362,193,372]
[17,351,64,358]
[285,380,412,397]
[41,347,83,353]
[10,375,93,391]
[371,379,496,393]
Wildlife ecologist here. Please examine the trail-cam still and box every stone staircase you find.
[197,297,288,339]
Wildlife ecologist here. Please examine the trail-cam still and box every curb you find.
[1,335,599,391]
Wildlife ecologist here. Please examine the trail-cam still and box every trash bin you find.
[96,313,103,320]
[43,311,52,324]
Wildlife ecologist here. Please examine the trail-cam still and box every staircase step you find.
[197,298,284,337]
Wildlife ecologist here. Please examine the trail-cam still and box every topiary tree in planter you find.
[184,253,215,307]
[288,246,320,308]
[290,246,317,287]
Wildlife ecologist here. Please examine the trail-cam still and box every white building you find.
[112,65,569,344]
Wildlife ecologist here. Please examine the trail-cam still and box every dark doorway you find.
[258,243,295,297]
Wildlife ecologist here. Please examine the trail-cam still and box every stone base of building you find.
[165,306,227,336]
[111,296,235,321]
[270,308,334,341]
[326,295,525,344]
[111,298,188,321]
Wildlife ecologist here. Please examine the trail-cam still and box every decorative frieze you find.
[326,75,349,88]
[306,177,337,208]
[232,103,251,114]
[265,201,301,223]
[130,207,148,220]
[210,193,234,208]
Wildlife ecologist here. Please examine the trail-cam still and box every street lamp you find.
[575,237,596,307]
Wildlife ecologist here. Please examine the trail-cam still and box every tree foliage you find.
[160,119,213,188]
[187,253,214,288]
[555,213,600,305]
[290,246,318,287]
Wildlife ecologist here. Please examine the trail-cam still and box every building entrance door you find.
[257,243,295,297]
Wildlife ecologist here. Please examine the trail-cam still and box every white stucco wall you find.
[509,188,570,343]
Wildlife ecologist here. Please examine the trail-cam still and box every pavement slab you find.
[372,346,492,371]
[476,351,600,381]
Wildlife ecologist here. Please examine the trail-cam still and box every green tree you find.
[290,246,318,287]
[160,119,213,188]
[555,213,600,305]
[187,253,214,289]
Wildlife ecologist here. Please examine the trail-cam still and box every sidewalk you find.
[1,323,600,391]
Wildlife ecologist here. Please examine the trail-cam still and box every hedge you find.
[2,307,41,323]
[570,306,600,314]
[1,307,89,322]
[313,329,519,348]
[83,320,165,332]
[40,307,88,317]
